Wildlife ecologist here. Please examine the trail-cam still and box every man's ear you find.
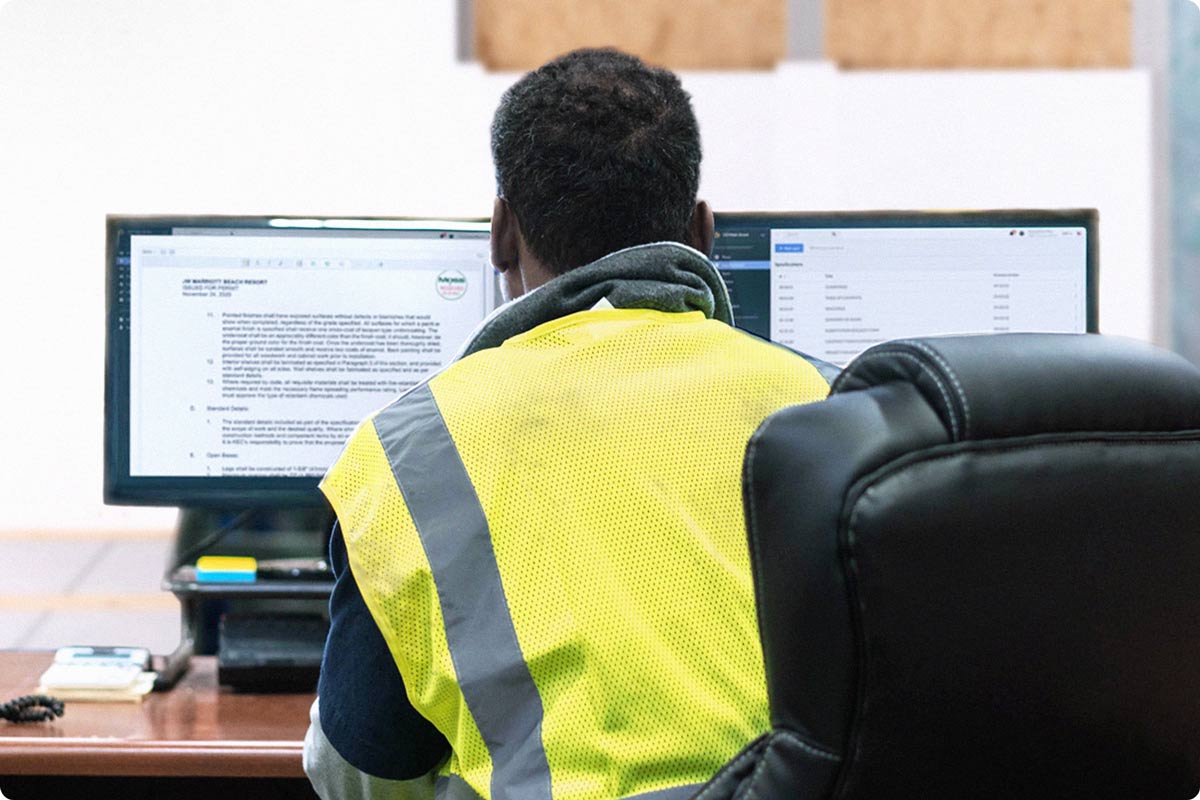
[688,200,715,257]
[491,197,519,274]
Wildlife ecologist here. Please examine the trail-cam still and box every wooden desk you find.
[0,651,312,780]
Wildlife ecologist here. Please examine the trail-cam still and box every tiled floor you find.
[0,532,182,653]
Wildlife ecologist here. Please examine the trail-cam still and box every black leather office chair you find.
[699,334,1200,800]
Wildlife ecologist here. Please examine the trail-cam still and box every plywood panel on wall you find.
[476,0,786,71]
[826,0,1131,69]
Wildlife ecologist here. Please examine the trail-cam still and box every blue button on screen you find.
[774,243,805,253]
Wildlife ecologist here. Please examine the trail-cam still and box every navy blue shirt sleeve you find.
[318,520,451,780]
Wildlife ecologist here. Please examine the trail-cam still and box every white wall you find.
[0,0,1152,531]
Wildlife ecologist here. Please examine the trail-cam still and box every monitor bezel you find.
[711,208,1099,334]
[104,214,491,508]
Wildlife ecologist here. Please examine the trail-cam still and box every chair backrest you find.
[700,333,1200,800]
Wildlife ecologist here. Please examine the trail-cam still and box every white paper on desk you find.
[36,672,156,702]
[39,662,146,690]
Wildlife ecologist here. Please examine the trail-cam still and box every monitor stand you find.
[156,508,335,690]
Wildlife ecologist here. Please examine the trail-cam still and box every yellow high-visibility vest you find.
[322,307,829,800]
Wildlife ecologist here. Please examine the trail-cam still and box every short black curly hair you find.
[490,48,702,274]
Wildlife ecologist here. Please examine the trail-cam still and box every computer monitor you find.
[712,209,1098,365]
[108,210,1098,508]
[105,215,494,508]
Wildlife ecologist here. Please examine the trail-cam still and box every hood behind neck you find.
[457,241,732,359]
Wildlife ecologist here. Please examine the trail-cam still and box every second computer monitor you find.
[712,210,1098,365]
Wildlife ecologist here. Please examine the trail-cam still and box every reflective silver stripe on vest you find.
[375,382,554,800]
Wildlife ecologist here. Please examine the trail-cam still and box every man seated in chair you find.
[305,47,832,800]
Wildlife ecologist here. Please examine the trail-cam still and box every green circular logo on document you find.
[436,270,468,300]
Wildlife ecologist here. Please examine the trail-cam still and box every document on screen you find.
[127,233,494,478]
